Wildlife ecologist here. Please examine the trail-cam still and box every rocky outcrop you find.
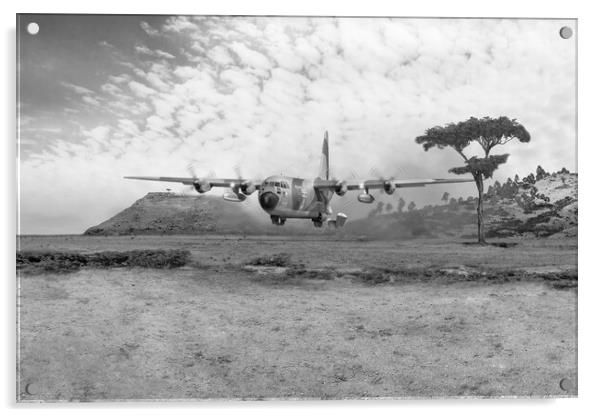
[84,192,263,235]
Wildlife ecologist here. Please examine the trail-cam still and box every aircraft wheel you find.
[312,220,323,228]
[278,218,286,226]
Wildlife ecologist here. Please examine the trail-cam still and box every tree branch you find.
[455,148,469,161]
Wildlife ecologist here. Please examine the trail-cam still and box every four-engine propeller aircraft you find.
[125,132,472,228]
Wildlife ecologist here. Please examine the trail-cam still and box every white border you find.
[4,0,600,415]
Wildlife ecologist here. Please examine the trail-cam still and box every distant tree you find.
[416,116,530,243]
[523,173,536,184]
[407,201,416,211]
[441,191,450,202]
[375,201,384,215]
[385,202,393,213]
[448,197,459,211]
[502,178,518,198]
[499,182,509,198]
[493,180,501,192]
[536,165,548,181]
[397,197,406,213]
[514,174,520,183]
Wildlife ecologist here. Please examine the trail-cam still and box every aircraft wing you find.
[124,176,261,188]
[314,177,473,191]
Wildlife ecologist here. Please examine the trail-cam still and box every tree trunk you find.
[475,173,486,243]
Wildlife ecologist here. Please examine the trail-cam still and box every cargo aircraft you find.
[125,132,472,228]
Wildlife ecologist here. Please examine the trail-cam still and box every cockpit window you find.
[265,180,289,188]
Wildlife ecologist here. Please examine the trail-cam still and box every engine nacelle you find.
[193,180,211,194]
[335,181,347,196]
[240,181,256,196]
[357,193,375,204]
[384,180,395,195]
[223,190,246,202]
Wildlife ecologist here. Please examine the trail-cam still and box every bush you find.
[248,253,293,267]
[125,250,190,268]
[17,249,191,273]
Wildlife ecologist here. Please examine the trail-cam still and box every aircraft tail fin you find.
[318,131,329,180]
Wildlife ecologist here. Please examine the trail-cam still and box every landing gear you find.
[312,214,324,228]
[270,215,286,226]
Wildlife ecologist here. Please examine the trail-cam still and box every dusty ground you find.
[17,235,577,401]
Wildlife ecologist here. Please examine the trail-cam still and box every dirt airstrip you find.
[17,235,577,400]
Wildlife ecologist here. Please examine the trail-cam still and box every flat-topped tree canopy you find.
[416,116,531,157]
[449,154,510,179]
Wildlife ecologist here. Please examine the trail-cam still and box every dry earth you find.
[17,235,577,401]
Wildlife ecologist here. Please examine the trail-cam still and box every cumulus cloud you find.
[134,44,176,60]
[19,16,576,233]
[128,80,155,97]
[140,21,160,37]
[60,81,94,95]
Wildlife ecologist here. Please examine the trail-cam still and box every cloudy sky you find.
[17,15,576,234]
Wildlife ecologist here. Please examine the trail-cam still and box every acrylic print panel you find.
[17,15,577,401]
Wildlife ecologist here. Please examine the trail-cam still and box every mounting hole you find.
[559,377,573,391]
[24,382,37,395]
[27,22,40,35]
[559,26,573,39]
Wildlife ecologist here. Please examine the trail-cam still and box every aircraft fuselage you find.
[257,175,331,222]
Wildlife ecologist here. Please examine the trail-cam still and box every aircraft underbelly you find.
[270,208,315,218]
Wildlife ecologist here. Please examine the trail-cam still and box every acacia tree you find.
[397,197,406,213]
[415,116,530,243]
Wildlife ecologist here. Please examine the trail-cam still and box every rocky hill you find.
[344,167,577,239]
[84,192,267,236]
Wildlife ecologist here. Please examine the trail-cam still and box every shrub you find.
[17,249,191,273]
[248,253,292,267]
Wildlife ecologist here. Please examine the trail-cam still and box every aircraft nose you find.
[259,191,279,210]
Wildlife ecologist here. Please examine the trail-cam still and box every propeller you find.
[329,169,359,214]
[232,163,260,202]
[369,166,404,195]
[185,161,214,194]
[369,167,393,195]
[230,164,246,201]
